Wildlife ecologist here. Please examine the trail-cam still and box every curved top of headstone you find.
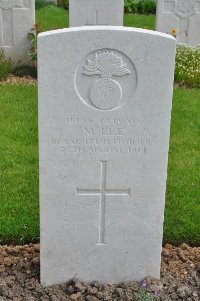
[38,26,176,41]
[38,26,176,114]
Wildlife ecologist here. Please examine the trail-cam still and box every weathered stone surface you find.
[69,0,124,27]
[156,0,200,46]
[38,26,176,286]
[0,0,35,62]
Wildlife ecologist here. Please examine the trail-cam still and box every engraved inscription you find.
[49,115,157,155]
[75,49,137,111]
[51,137,156,155]
[76,161,131,245]
[66,116,145,126]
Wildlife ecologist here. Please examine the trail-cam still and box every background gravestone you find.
[0,0,35,62]
[69,0,124,27]
[156,0,200,46]
[38,26,176,286]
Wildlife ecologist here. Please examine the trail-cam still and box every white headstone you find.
[156,0,200,46]
[38,26,176,286]
[69,0,124,27]
[0,0,35,62]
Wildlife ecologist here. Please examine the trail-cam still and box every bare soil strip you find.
[0,244,199,300]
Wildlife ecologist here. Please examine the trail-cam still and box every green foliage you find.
[12,64,37,78]
[135,290,157,301]
[124,0,156,14]
[0,50,13,81]
[36,4,68,31]
[27,23,43,63]
[35,0,54,10]
[56,0,156,14]
[57,0,68,9]
[124,13,155,29]
[175,45,200,88]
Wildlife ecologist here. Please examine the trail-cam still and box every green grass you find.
[36,5,155,31]
[124,13,155,29]
[164,88,200,246]
[0,84,39,244]
[0,84,199,245]
[36,5,69,31]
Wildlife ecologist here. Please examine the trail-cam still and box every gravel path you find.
[0,243,199,301]
[1,75,37,85]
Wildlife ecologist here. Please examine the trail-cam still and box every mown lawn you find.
[0,85,39,244]
[36,5,156,31]
[36,5,69,31]
[124,13,155,29]
[0,84,199,245]
[165,88,200,246]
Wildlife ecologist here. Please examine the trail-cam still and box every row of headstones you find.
[0,0,200,63]
[71,0,200,47]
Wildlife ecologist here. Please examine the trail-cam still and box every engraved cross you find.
[85,10,108,26]
[76,161,131,245]
[0,0,23,47]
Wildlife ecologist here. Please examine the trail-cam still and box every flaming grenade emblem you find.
[82,51,131,110]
